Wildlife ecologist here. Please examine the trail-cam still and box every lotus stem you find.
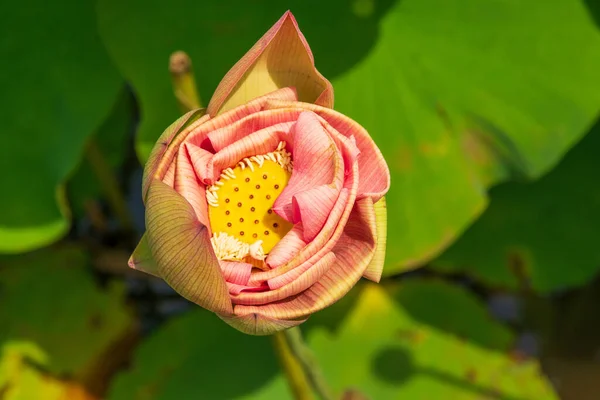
[169,51,202,111]
[273,327,335,400]
[272,330,314,400]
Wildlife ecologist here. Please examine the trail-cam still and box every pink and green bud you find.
[129,11,390,335]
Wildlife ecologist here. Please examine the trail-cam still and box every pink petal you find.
[174,146,210,228]
[162,158,176,188]
[292,185,339,242]
[227,282,269,296]
[266,224,306,268]
[273,112,343,242]
[231,252,336,305]
[219,260,253,285]
[206,11,333,116]
[185,88,298,148]
[265,100,390,201]
[184,142,215,185]
[206,108,298,153]
[210,121,295,179]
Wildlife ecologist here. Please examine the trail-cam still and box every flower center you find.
[207,142,293,266]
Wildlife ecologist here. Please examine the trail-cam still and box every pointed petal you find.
[128,233,159,277]
[233,196,377,321]
[146,179,233,314]
[142,109,208,202]
[265,100,390,200]
[363,197,387,282]
[207,11,333,116]
[218,311,306,336]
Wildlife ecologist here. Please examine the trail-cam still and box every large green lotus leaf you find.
[97,0,600,274]
[67,88,136,219]
[302,282,556,399]
[107,309,288,400]
[109,281,555,399]
[432,119,600,293]
[0,1,122,253]
[0,247,134,379]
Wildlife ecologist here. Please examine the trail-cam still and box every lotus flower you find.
[129,11,390,335]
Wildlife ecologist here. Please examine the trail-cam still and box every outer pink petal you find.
[233,196,377,321]
[363,197,388,282]
[142,110,208,202]
[128,233,159,277]
[218,312,306,336]
[265,100,390,200]
[207,11,333,116]
[145,179,233,315]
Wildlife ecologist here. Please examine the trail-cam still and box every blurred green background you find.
[2,0,600,399]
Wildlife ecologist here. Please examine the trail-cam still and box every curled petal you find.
[232,252,336,305]
[174,146,210,228]
[363,197,388,282]
[273,112,343,242]
[146,179,233,315]
[292,185,339,242]
[128,233,159,277]
[207,11,333,116]
[142,109,207,202]
[265,100,390,200]
[220,261,253,286]
[250,161,359,287]
[266,224,306,268]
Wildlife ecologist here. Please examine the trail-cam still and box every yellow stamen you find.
[207,142,293,265]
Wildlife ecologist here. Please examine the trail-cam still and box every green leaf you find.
[432,119,600,293]
[97,0,600,274]
[110,281,555,399]
[329,0,600,274]
[67,88,136,219]
[0,247,135,380]
[301,282,557,399]
[107,310,288,400]
[0,1,122,253]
